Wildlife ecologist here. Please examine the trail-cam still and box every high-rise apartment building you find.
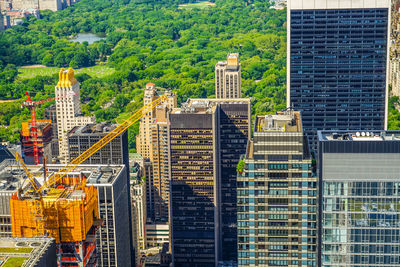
[287,0,390,151]
[215,53,242,99]
[237,110,317,267]
[136,83,176,160]
[168,98,250,266]
[136,83,176,224]
[150,106,171,222]
[55,68,95,162]
[318,130,400,267]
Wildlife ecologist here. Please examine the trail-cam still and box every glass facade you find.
[322,181,400,266]
[289,8,388,150]
[318,131,400,267]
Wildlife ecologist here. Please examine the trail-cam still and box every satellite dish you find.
[361,132,366,137]
[356,132,360,137]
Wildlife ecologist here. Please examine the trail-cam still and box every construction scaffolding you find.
[10,175,99,243]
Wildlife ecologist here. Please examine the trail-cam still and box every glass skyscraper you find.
[287,0,390,151]
[318,130,400,267]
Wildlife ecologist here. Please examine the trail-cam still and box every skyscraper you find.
[237,110,317,267]
[168,98,250,266]
[136,83,176,224]
[215,53,242,99]
[287,0,390,151]
[318,130,400,267]
[55,68,95,162]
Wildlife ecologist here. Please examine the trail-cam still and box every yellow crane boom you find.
[14,152,40,193]
[37,94,167,192]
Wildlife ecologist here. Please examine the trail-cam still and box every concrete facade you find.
[215,53,242,99]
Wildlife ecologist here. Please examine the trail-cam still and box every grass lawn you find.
[0,247,33,253]
[18,65,115,80]
[2,257,28,267]
[178,1,215,9]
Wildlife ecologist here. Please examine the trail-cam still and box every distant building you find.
[318,130,400,267]
[55,68,95,163]
[389,58,400,96]
[11,0,61,11]
[44,104,59,160]
[0,13,4,31]
[0,237,56,267]
[287,0,390,151]
[168,98,250,266]
[132,181,146,251]
[215,53,241,98]
[237,110,317,267]
[20,119,53,164]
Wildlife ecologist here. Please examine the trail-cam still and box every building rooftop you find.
[0,237,55,267]
[255,110,302,133]
[0,162,125,191]
[172,98,249,114]
[68,123,118,136]
[318,131,400,142]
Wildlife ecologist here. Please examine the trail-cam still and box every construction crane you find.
[17,95,167,199]
[22,91,75,165]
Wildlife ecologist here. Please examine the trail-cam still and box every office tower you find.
[168,98,250,266]
[67,123,128,165]
[86,165,133,267]
[0,237,56,266]
[44,104,59,159]
[67,125,134,266]
[20,119,53,164]
[237,110,317,267]
[287,0,390,151]
[215,53,242,99]
[318,130,400,267]
[55,68,95,162]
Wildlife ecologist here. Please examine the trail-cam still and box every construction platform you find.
[10,175,99,244]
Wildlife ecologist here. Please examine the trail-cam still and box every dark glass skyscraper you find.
[287,0,390,151]
[168,98,250,266]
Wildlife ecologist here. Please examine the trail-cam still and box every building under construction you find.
[20,119,53,164]
[7,162,101,267]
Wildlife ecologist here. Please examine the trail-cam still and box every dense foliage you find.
[0,0,287,147]
[389,96,400,130]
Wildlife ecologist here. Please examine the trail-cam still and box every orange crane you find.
[22,91,75,165]
[13,94,167,237]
